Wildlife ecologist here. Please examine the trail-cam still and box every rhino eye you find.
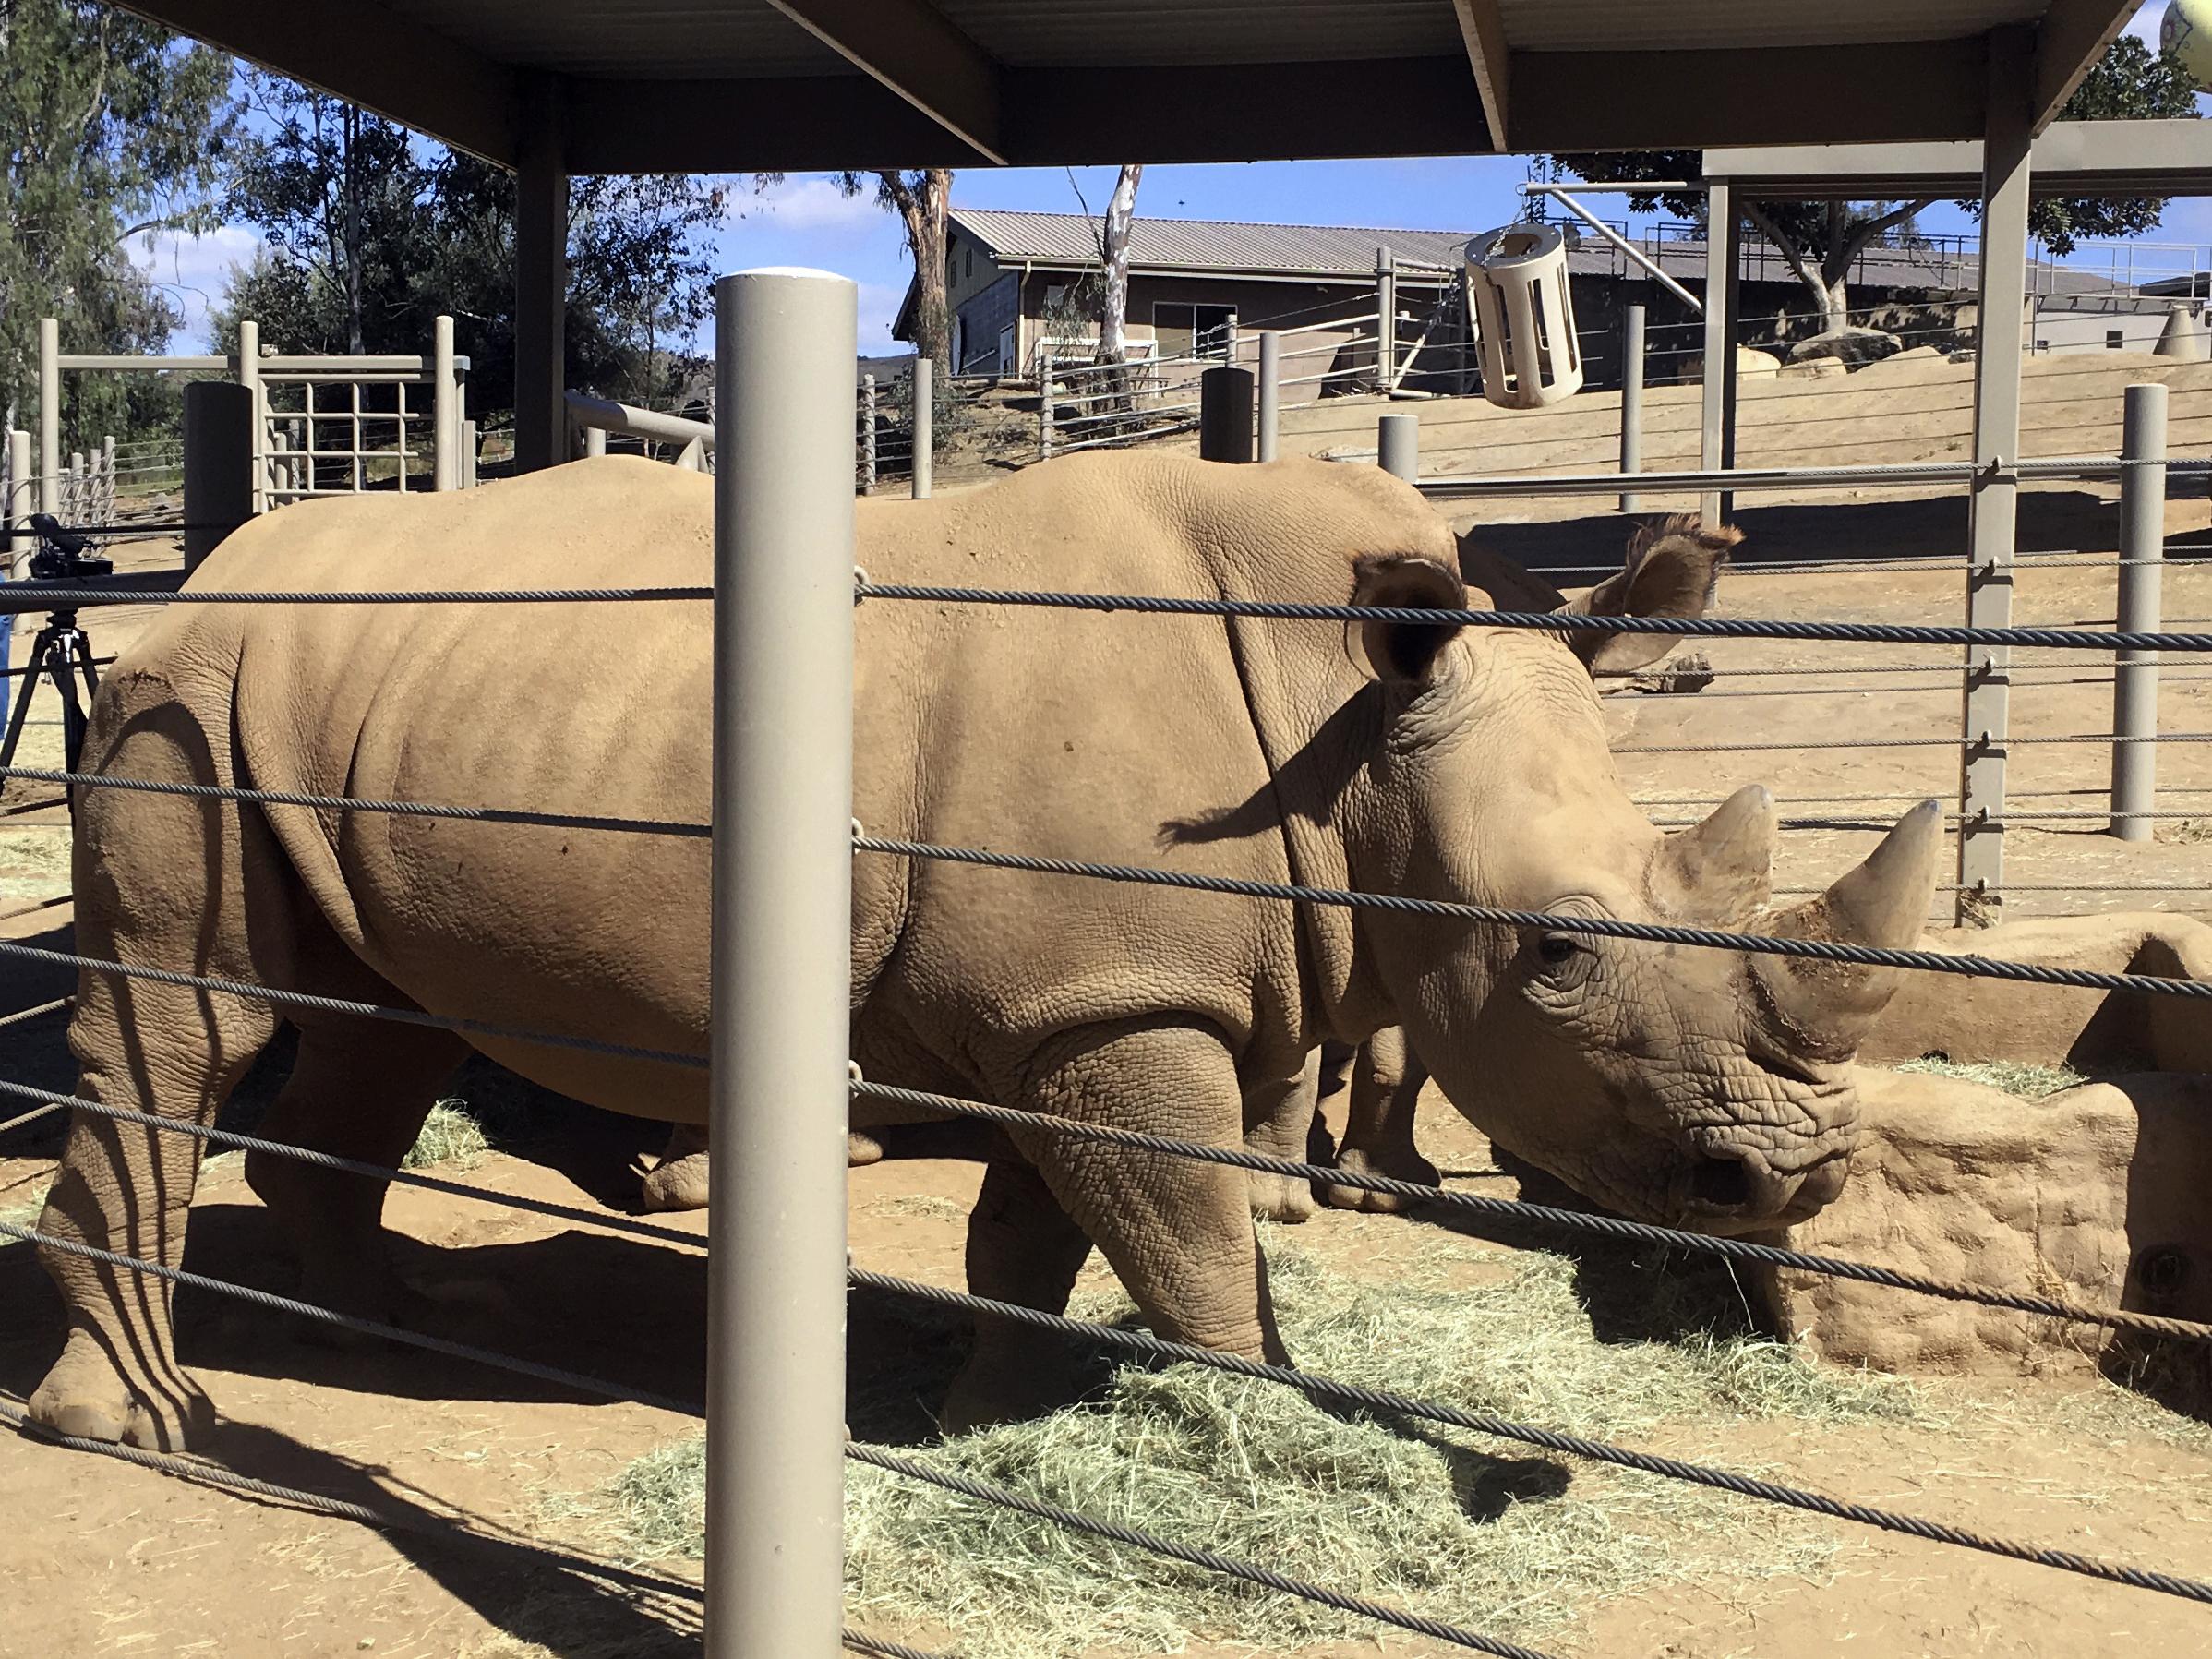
[1533,932,1596,988]
[1538,934,1581,966]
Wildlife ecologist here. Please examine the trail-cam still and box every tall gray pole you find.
[2110,381,2167,841]
[1698,188,1740,526]
[433,314,459,491]
[1256,331,1280,463]
[911,357,933,499]
[514,75,569,474]
[101,434,115,520]
[6,429,30,576]
[705,268,854,1659]
[38,318,60,516]
[237,319,264,514]
[1375,247,1396,394]
[1377,413,1418,482]
[1956,26,2035,921]
[1618,304,1645,514]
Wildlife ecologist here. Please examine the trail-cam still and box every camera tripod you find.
[0,513,112,782]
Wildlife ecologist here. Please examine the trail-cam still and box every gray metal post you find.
[1699,187,1740,526]
[1256,331,1280,463]
[705,267,854,1659]
[68,451,84,522]
[2110,381,2167,841]
[911,357,933,499]
[1957,25,2035,920]
[1198,367,1256,463]
[1619,304,1645,514]
[1375,247,1396,393]
[860,374,878,490]
[182,381,255,576]
[101,434,115,520]
[6,429,30,576]
[1377,412,1418,481]
[462,418,479,487]
[1037,350,1054,463]
[38,318,60,515]
[237,319,264,513]
[583,426,607,459]
[433,315,459,490]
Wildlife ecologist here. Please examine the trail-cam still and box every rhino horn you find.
[1750,799,1943,1056]
[1653,783,1775,924]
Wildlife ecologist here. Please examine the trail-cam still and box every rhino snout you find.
[1677,1139,1850,1233]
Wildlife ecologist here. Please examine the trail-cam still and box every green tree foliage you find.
[1550,33,2202,334]
[0,0,235,440]
[218,70,729,416]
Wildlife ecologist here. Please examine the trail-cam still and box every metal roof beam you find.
[2031,0,2146,132]
[1509,41,1987,150]
[115,0,520,165]
[763,0,1007,165]
[1448,0,1511,150]
[1705,117,2212,199]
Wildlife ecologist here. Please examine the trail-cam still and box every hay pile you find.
[578,1226,1919,1656]
[1893,1057,2090,1099]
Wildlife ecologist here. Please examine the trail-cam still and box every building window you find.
[966,246,974,282]
[2107,329,2125,350]
[1153,302,1236,360]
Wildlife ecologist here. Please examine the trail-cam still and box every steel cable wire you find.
[843,1442,1558,1659]
[1614,732,2212,753]
[851,583,2212,654]
[848,1268,2212,1605]
[851,836,2212,1002]
[848,1078,2212,1346]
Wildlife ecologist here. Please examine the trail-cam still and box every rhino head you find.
[1340,543,1941,1236]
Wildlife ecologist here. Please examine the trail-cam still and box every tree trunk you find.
[1097,163,1142,365]
[895,168,955,375]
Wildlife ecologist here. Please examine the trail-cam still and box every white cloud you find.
[734,175,882,233]
[128,224,263,353]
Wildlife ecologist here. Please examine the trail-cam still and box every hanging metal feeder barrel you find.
[1465,222,1584,409]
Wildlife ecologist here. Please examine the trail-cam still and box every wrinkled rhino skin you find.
[29,452,1934,1448]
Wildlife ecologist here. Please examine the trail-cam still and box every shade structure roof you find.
[121,0,2146,173]
[1706,118,2212,199]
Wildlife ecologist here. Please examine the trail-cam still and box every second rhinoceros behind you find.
[29,451,1936,1449]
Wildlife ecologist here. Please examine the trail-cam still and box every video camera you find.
[24,514,113,581]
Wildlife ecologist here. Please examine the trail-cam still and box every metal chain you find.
[848,1078,2212,1347]
[0,764,709,841]
[852,836,2212,1003]
[851,1269,2212,1605]
[846,1442,1557,1659]
[852,583,2212,655]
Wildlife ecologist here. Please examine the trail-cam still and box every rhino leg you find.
[30,694,286,1450]
[944,1021,1284,1431]
[639,1124,884,1213]
[1243,1049,1322,1223]
[1325,1026,1440,1212]
[945,1158,1097,1433]
[244,1016,468,1329]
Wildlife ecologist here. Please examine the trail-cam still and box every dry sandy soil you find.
[3,361,2210,1658]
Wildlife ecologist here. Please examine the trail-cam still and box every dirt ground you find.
[3,412,2210,1657]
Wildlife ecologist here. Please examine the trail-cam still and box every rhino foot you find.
[1246,1169,1317,1224]
[1324,1142,1441,1213]
[640,1149,712,1212]
[29,1327,213,1451]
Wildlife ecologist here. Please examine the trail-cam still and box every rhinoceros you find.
[26,451,1939,1449]
[633,514,1745,1219]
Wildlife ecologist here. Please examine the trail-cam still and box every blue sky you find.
[137,3,2202,357]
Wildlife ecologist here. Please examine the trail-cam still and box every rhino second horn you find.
[1752,799,1943,1056]
[1655,782,1776,922]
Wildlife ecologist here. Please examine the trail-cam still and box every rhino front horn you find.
[1752,799,1942,1055]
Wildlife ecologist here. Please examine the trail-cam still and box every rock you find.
[1624,649,1714,695]
[1736,346,1781,379]
[1785,328,1904,368]
[1851,344,1945,378]
[1775,356,1848,381]
[1754,1068,2212,1401]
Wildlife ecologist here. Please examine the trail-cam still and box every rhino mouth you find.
[1676,1143,1849,1233]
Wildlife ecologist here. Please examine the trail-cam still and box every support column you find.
[1198,367,1256,463]
[1619,304,1645,514]
[1256,331,1280,463]
[236,319,263,513]
[433,314,460,490]
[182,381,255,576]
[2110,382,2167,841]
[1699,186,1740,526]
[704,268,855,1659]
[38,318,60,516]
[1957,24,2036,921]
[910,357,933,499]
[514,77,569,475]
[1377,412,1417,481]
[1375,247,1396,395]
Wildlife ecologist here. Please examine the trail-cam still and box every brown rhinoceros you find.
[26,451,1937,1449]
[634,513,1745,1220]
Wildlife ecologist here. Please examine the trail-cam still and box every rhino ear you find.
[1560,515,1741,675]
[1350,552,1471,685]
[1653,784,1775,924]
